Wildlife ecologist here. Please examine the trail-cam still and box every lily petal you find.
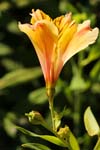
[18,20,58,83]
[30,9,52,25]
[19,10,99,89]
[62,21,99,64]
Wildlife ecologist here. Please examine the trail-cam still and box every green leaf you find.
[90,61,100,80]
[94,138,100,150]
[0,43,12,56]
[70,74,90,91]
[84,107,100,136]
[16,126,67,147]
[3,113,17,137]
[15,0,33,7]
[22,143,52,150]
[0,1,11,11]
[69,131,80,150]
[73,13,88,22]
[91,83,100,94]
[1,59,23,71]
[59,0,78,13]
[28,88,47,105]
[80,46,100,66]
[0,67,42,89]
[7,21,20,34]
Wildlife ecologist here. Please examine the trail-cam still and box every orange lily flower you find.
[18,9,99,89]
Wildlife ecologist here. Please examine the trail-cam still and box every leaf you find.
[0,43,12,56]
[0,1,11,11]
[3,112,17,137]
[16,126,67,147]
[91,83,100,94]
[22,143,52,150]
[0,67,42,89]
[69,131,80,150]
[28,88,47,105]
[70,74,90,91]
[94,138,100,150]
[80,46,100,66]
[15,0,32,7]
[73,13,87,22]
[84,107,99,136]
[7,21,20,34]
[59,0,78,13]
[1,59,23,71]
[90,60,100,80]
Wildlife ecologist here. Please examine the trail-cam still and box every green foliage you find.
[16,126,67,147]
[0,67,42,89]
[0,0,100,150]
[22,143,52,150]
[84,107,99,136]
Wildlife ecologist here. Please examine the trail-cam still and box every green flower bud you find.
[25,111,45,125]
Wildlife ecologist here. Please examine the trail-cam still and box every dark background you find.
[0,0,100,149]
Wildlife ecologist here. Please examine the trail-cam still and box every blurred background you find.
[0,0,100,150]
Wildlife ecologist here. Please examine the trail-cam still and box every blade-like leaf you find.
[0,43,12,56]
[0,67,42,89]
[94,138,100,150]
[69,131,80,150]
[84,107,99,136]
[80,46,100,66]
[22,143,52,150]
[90,60,100,80]
[28,87,47,105]
[16,126,67,147]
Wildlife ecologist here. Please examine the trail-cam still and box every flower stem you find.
[46,87,56,131]
[49,99,55,131]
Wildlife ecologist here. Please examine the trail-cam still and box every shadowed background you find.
[0,0,100,150]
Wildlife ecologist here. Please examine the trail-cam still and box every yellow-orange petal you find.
[62,21,99,64]
[30,9,52,25]
[18,20,58,51]
[58,22,77,55]
[18,20,58,82]
[53,13,72,31]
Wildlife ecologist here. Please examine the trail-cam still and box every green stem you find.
[46,87,56,131]
[49,99,55,131]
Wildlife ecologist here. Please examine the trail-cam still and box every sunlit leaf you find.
[94,138,100,150]
[22,143,52,150]
[16,126,67,147]
[80,46,100,66]
[0,1,11,11]
[90,60,100,80]
[3,112,17,137]
[69,131,80,150]
[0,43,12,56]
[70,74,90,91]
[0,67,42,89]
[73,13,88,22]
[91,83,100,94]
[7,21,20,34]
[84,107,99,136]
[1,59,23,71]
[59,0,78,13]
[28,87,47,105]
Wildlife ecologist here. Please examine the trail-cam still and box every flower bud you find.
[25,111,45,125]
